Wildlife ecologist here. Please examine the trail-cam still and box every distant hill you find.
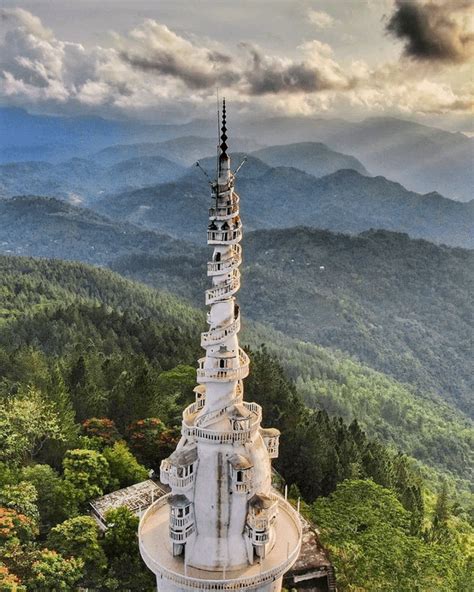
[0,195,471,417]
[242,116,474,202]
[3,107,471,200]
[0,106,152,163]
[95,161,474,248]
[116,227,474,417]
[93,136,264,167]
[0,196,186,264]
[0,156,186,203]
[130,115,473,202]
[252,142,369,177]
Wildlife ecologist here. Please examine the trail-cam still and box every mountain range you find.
[93,156,473,248]
[0,195,472,419]
[2,108,472,202]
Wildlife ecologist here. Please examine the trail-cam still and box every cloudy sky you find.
[1,0,472,130]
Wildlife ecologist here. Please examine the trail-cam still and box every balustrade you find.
[201,314,240,346]
[205,270,240,304]
[181,400,261,444]
[207,245,241,275]
[207,225,242,245]
[139,492,303,591]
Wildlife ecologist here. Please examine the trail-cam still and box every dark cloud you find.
[120,52,217,89]
[242,45,346,95]
[387,0,474,63]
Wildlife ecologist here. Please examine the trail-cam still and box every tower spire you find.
[220,98,228,157]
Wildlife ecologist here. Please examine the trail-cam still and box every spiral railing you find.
[205,270,240,304]
[197,349,250,383]
[201,313,240,347]
[207,245,242,275]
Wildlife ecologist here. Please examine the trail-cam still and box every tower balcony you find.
[207,225,242,245]
[205,270,240,305]
[229,454,254,494]
[207,245,241,276]
[209,203,239,221]
[201,313,240,347]
[160,446,198,491]
[196,348,250,383]
[211,184,234,200]
[139,491,302,590]
[260,428,281,459]
[181,400,261,445]
[194,389,242,429]
[209,194,240,219]
[169,495,195,550]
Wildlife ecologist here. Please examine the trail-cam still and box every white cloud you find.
[0,8,471,121]
[307,9,335,29]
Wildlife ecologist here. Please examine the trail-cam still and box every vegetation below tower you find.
[0,255,472,591]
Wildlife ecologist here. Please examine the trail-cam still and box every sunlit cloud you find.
[0,7,472,121]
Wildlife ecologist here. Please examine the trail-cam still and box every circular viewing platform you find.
[181,400,261,444]
[139,493,302,591]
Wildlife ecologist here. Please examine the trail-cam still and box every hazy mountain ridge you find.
[95,161,473,248]
[0,155,186,203]
[0,195,187,264]
[252,142,369,177]
[2,107,471,201]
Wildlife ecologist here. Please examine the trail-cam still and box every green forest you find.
[0,255,472,591]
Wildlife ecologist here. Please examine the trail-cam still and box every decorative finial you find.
[220,98,228,157]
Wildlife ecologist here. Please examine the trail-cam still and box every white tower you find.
[139,100,302,592]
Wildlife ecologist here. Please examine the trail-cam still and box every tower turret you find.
[139,101,302,592]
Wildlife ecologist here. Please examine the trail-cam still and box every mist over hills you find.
[2,107,472,202]
[115,113,474,202]
[93,136,264,167]
[252,142,369,177]
[94,158,473,248]
[0,156,186,203]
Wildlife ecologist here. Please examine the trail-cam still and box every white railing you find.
[169,472,195,490]
[207,245,242,275]
[195,395,240,428]
[247,529,270,544]
[181,400,261,444]
[234,481,251,494]
[207,225,242,245]
[170,514,194,529]
[139,493,302,591]
[170,524,195,542]
[208,204,238,220]
[197,349,249,382]
[205,271,240,305]
[201,314,240,347]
